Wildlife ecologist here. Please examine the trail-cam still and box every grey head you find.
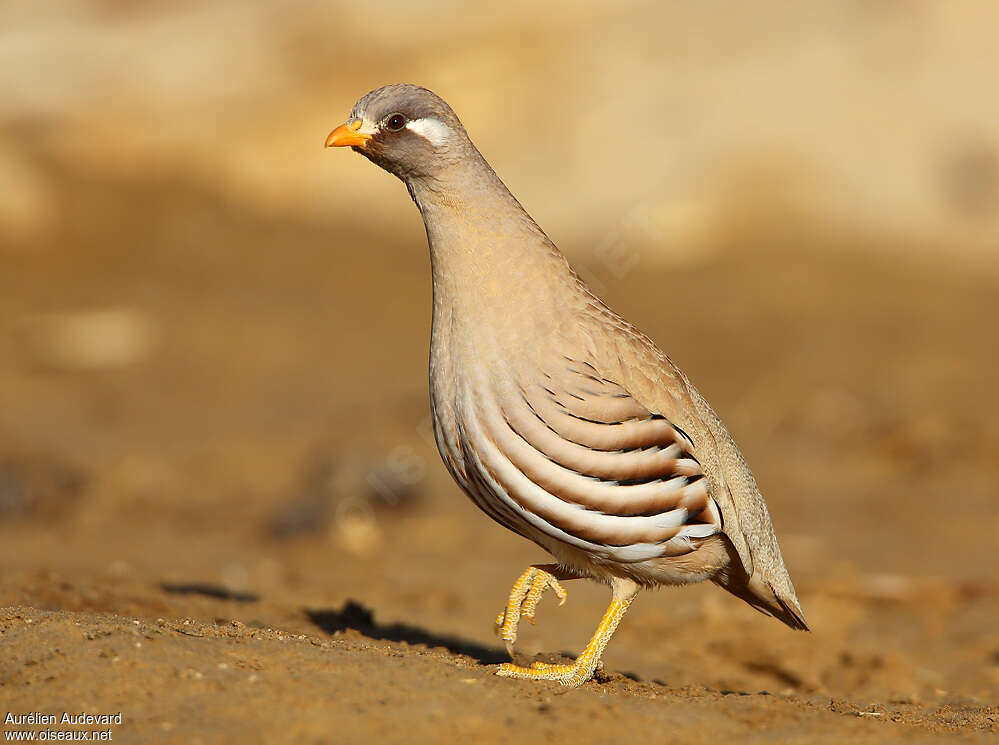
[325,84,472,181]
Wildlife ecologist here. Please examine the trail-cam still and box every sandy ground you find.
[1,137,998,744]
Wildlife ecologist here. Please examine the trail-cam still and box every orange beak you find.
[325,118,371,148]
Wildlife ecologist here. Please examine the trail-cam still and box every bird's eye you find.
[385,113,407,131]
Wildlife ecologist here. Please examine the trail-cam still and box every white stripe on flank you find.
[467,405,689,545]
[405,117,451,146]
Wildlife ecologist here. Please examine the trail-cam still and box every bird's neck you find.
[406,155,576,325]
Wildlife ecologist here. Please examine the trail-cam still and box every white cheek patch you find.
[405,118,451,147]
[355,118,379,136]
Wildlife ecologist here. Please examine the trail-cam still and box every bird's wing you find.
[591,329,807,626]
[463,356,723,563]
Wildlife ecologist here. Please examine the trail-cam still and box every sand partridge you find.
[326,84,807,687]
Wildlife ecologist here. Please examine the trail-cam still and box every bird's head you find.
[325,84,466,181]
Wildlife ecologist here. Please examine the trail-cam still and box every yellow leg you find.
[496,580,639,688]
[494,565,570,655]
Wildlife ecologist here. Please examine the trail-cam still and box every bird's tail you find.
[713,545,809,631]
[719,572,809,630]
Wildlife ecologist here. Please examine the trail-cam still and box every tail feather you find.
[714,556,809,631]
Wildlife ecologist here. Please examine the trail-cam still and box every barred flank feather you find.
[456,359,722,563]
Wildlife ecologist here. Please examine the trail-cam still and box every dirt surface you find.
[1,142,998,744]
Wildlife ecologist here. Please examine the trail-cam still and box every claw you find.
[494,566,569,649]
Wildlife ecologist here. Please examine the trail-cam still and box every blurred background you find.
[1,1,998,739]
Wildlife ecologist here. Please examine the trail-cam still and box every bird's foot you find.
[495,658,601,688]
[495,593,635,688]
[493,565,568,654]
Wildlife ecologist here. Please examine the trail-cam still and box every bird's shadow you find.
[160,582,260,603]
[305,600,508,665]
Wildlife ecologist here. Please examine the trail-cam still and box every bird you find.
[325,84,807,687]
